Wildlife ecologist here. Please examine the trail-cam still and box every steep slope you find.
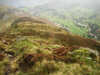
[0,17,100,75]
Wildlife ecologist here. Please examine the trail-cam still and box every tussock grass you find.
[0,17,100,75]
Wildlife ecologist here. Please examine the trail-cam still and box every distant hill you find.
[31,4,100,40]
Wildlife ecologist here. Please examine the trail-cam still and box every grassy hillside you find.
[31,6,100,40]
[0,17,100,75]
[0,5,100,40]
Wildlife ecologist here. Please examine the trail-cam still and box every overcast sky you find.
[0,0,100,9]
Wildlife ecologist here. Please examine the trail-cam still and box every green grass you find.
[40,13,88,37]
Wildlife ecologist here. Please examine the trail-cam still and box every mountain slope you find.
[0,16,100,75]
[31,5,100,40]
[0,5,100,40]
[4,17,100,50]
